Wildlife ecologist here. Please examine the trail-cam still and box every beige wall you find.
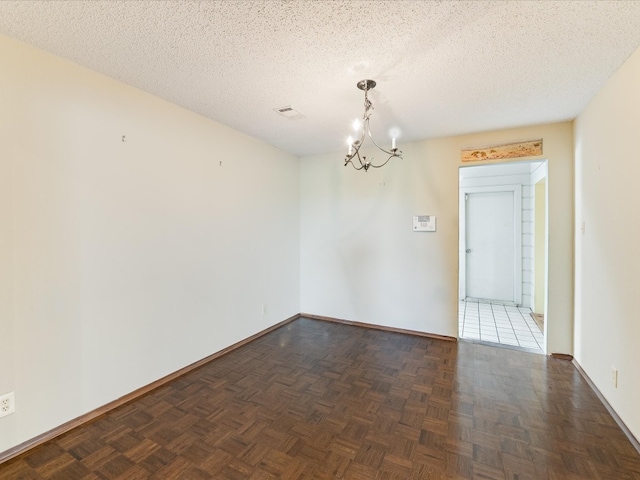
[300,122,573,354]
[0,34,300,453]
[574,45,640,440]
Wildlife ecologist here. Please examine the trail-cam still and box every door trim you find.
[459,184,523,305]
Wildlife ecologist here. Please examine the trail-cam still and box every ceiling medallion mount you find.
[356,79,376,91]
[344,79,402,172]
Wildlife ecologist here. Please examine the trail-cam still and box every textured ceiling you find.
[1,1,640,157]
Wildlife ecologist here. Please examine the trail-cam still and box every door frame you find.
[459,184,522,305]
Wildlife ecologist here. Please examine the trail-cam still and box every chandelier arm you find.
[366,127,400,157]
[367,155,394,169]
[345,158,366,170]
[344,148,367,170]
[357,121,367,149]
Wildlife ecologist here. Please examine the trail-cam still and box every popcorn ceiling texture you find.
[1,0,640,156]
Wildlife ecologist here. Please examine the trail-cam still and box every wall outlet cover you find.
[0,392,15,418]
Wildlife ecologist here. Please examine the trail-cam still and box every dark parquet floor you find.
[2,317,640,479]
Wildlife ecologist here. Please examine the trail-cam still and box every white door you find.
[464,187,521,303]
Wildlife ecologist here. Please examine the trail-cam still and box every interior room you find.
[1,1,640,478]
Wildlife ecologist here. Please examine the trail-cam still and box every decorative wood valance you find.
[461,139,542,162]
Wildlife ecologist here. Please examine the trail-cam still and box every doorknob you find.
[466,249,471,253]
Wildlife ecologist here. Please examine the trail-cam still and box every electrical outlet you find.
[262,303,268,315]
[0,392,15,418]
[612,367,618,388]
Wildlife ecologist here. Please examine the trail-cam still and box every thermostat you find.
[413,215,436,232]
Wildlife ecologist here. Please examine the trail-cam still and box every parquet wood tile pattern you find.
[2,317,640,479]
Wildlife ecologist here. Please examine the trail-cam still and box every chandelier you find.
[344,79,403,171]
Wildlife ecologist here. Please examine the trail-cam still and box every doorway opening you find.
[458,160,548,354]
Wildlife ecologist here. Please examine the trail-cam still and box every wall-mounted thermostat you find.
[413,215,436,232]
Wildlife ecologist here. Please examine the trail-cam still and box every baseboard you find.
[4,312,565,464]
[0,313,300,465]
[572,358,640,455]
[301,313,457,342]
[550,353,574,361]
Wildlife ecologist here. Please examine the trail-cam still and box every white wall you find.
[300,123,573,354]
[574,45,640,440]
[0,34,300,453]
